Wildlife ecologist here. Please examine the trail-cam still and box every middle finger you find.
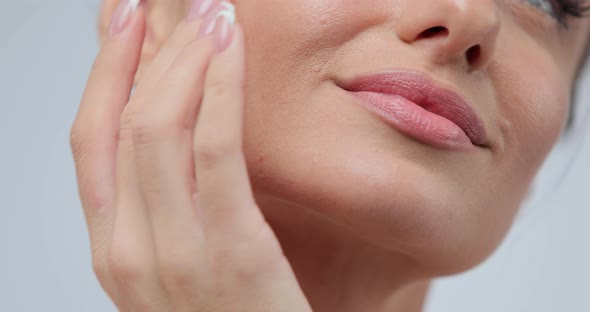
[122,0,227,300]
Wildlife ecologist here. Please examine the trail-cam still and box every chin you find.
[242,82,524,277]
[244,126,514,277]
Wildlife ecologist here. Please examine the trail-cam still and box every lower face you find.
[226,0,589,274]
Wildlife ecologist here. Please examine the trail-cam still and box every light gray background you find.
[1,1,589,311]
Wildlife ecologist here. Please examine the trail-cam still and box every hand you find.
[70,0,312,310]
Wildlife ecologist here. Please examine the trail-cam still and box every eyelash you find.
[527,0,590,27]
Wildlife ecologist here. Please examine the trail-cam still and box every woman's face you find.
[234,0,590,274]
[110,0,590,275]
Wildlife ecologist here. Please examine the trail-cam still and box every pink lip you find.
[337,70,487,150]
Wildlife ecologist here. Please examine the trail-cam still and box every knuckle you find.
[224,225,287,282]
[69,122,93,161]
[120,108,180,147]
[90,240,112,286]
[69,123,113,209]
[207,225,282,283]
[208,247,263,284]
[69,122,83,149]
[157,256,196,289]
[92,258,111,286]
[107,245,149,289]
[194,137,241,170]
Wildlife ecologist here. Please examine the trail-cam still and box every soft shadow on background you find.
[1,1,588,311]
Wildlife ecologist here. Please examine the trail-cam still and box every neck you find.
[257,194,431,312]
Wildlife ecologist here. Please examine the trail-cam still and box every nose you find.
[395,0,501,71]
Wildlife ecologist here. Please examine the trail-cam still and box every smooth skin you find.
[72,0,590,311]
[71,2,312,311]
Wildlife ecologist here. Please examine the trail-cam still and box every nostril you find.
[417,26,449,40]
[466,45,481,64]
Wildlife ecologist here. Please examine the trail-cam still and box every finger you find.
[194,23,264,238]
[107,13,177,312]
[126,6,221,297]
[110,127,170,311]
[129,3,219,214]
[133,0,221,95]
[69,0,145,295]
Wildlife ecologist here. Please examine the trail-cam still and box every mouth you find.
[337,70,487,150]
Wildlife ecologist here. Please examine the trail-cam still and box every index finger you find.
[70,1,145,265]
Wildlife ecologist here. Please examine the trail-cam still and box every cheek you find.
[236,0,575,278]
[237,0,386,78]
[492,44,570,182]
[477,37,571,249]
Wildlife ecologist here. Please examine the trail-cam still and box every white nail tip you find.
[220,2,235,11]
[205,2,236,35]
[129,0,140,10]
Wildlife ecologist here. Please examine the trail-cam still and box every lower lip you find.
[348,91,474,150]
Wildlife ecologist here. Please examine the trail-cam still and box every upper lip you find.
[337,70,487,147]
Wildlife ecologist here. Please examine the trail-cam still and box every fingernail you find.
[108,0,141,37]
[187,0,217,21]
[197,2,236,52]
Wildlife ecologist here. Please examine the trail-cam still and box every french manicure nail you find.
[198,2,236,52]
[108,0,141,37]
[187,0,217,21]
